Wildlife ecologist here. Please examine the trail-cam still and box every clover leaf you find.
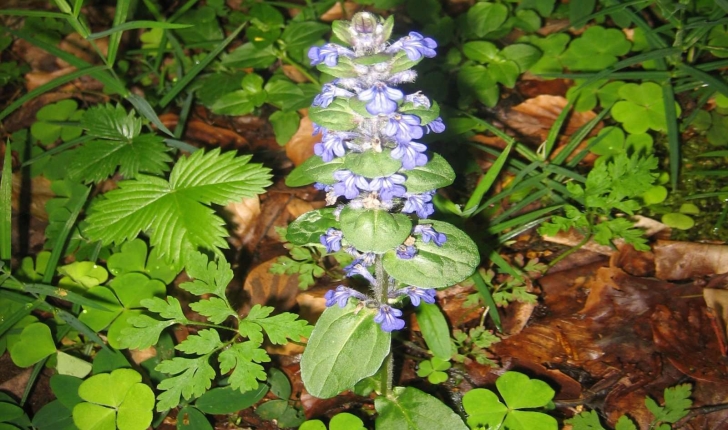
[58,261,109,291]
[73,368,154,430]
[517,33,570,74]
[106,238,180,284]
[611,82,682,134]
[416,357,451,384]
[7,321,57,368]
[79,273,166,348]
[692,110,728,146]
[30,99,84,145]
[463,371,557,430]
[211,73,267,115]
[300,413,366,430]
[561,26,631,71]
[567,80,624,112]
[708,25,728,58]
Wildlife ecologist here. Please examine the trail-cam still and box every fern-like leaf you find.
[84,148,272,266]
[68,104,172,183]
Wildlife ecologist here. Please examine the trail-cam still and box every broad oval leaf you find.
[286,156,343,187]
[301,303,390,399]
[414,304,451,360]
[403,153,455,194]
[317,57,359,78]
[309,99,358,131]
[374,386,468,430]
[339,208,412,253]
[195,385,268,415]
[176,406,213,430]
[286,208,339,246]
[344,150,401,179]
[383,220,479,288]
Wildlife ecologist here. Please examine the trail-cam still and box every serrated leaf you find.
[301,303,390,399]
[646,384,692,424]
[403,153,455,193]
[286,208,339,247]
[180,252,233,298]
[142,296,186,320]
[82,103,141,141]
[189,298,236,324]
[286,156,343,187]
[383,220,479,288]
[615,415,637,430]
[218,341,270,392]
[339,207,412,253]
[239,305,311,345]
[175,329,222,355]
[85,148,272,266]
[119,314,176,350]
[155,356,216,411]
[565,410,605,430]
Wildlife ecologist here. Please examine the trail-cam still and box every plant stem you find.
[375,254,394,397]
[547,230,593,269]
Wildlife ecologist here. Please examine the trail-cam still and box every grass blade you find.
[21,135,93,167]
[107,0,130,66]
[0,298,42,338]
[0,9,66,18]
[661,81,681,190]
[88,20,192,40]
[568,0,649,29]
[699,150,728,157]
[42,186,90,283]
[23,283,111,310]
[541,99,572,161]
[0,66,108,122]
[488,205,563,236]
[464,140,514,215]
[126,94,175,137]
[20,357,49,406]
[55,308,110,350]
[160,22,246,107]
[472,270,502,332]
[1,142,11,261]
[676,63,728,98]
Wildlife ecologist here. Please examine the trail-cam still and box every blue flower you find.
[391,140,428,170]
[324,285,367,308]
[393,286,436,307]
[320,228,343,253]
[358,82,403,115]
[312,123,325,136]
[395,244,417,259]
[425,117,445,134]
[369,174,406,201]
[344,260,376,284]
[333,170,369,200]
[386,32,437,61]
[384,114,423,143]
[374,305,405,332]
[308,43,354,67]
[314,130,357,162]
[346,247,376,266]
[313,82,355,108]
[313,182,332,192]
[404,93,431,108]
[413,224,447,247]
[402,192,435,219]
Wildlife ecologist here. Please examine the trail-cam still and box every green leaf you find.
[375,386,467,430]
[518,33,569,74]
[155,356,216,411]
[344,150,402,178]
[398,100,440,125]
[458,65,499,107]
[9,322,56,367]
[501,43,542,72]
[32,400,74,430]
[218,341,270,392]
[176,406,212,430]
[106,239,180,284]
[196,72,247,109]
[265,79,314,111]
[78,368,141,408]
[615,415,637,430]
[286,208,339,246]
[286,156,343,187]
[301,303,391,399]
[222,43,277,69]
[87,20,192,40]
[195,385,268,415]
[175,329,222,355]
[1,142,11,260]
[414,303,451,360]
[339,207,412,253]
[462,41,499,63]
[403,153,456,194]
[463,388,508,428]
[50,374,84,409]
[466,2,508,38]
[73,402,115,430]
[645,383,692,424]
[317,56,360,78]
[116,383,155,430]
[383,220,479,288]
[612,82,681,134]
[497,371,555,409]
[566,410,605,430]
[281,21,329,56]
[84,148,272,266]
[569,0,596,27]
[56,350,92,378]
[189,298,236,324]
[561,26,630,71]
[180,252,233,298]
[269,110,300,145]
[142,296,186,320]
[239,305,311,345]
[309,98,358,131]
[268,368,292,400]
[330,413,366,430]
[118,313,176,350]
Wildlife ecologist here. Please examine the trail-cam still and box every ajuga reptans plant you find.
[285,12,478,424]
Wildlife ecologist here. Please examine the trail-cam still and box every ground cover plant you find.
[1,0,728,429]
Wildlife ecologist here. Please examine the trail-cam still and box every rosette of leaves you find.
[116,252,311,411]
[284,12,477,428]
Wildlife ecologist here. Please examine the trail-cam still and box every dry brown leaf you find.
[703,288,728,355]
[320,1,360,21]
[654,240,728,280]
[286,197,316,219]
[12,174,54,220]
[158,113,248,147]
[57,33,103,68]
[282,65,310,83]
[498,95,598,141]
[226,196,261,243]
[286,113,319,166]
[242,258,300,314]
[25,67,78,91]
